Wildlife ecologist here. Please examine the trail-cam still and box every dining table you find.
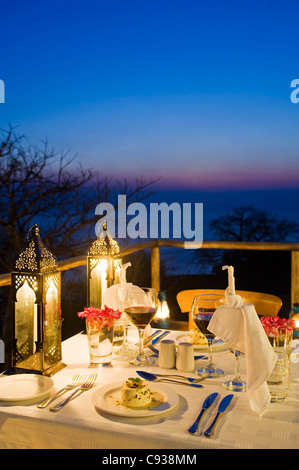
[0,327,298,450]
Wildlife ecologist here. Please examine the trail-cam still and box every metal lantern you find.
[11,224,65,375]
[87,222,122,308]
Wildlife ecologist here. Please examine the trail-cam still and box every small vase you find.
[86,317,113,366]
[267,328,292,403]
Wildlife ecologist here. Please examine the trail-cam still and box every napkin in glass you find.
[208,298,277,416]
[102,264,152,337]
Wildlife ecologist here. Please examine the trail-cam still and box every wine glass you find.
[223,349,247,392]
[191,294,224,378]
[113,314,136,356]
[114,287,136,357]
[121,286,158,366]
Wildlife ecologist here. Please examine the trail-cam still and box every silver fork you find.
[49,373,97,412]
[38,374,81,408]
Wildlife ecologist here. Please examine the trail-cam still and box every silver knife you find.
[138,330,162,346]
[203,394,234,438]
[144,331,170,348]
[188,392,219,434]
[151,330,170,345]
[142,330,162,346]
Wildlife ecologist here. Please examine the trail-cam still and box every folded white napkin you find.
[101,283,132,311]
[208,302,277,416]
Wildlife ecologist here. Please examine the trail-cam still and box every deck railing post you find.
[151,245,160,292]
[291,251,299,307]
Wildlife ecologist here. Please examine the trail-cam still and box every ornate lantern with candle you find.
[11,224,64,375]
[87,222,122,308]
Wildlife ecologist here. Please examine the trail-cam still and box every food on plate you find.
[120,377,152,408]
[188,326,208,346]
[107,377,165,410]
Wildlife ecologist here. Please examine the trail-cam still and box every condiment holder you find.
[158,339,176,369]
[176,342,195,372]
[158,339,195,372]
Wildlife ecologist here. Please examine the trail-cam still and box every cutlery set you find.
[143,330,168,347]
[38,331,234,438]
[136,370,206,388]
[38,374,81,409]
[38,373,97,412]
[203,394,233,437]
[141,329,234,440]
[136,370,234,437]
[188,393,234,438]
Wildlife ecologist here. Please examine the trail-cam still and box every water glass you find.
[267,346,290,402]
[113,319,125,352]
[86,318,113,366]
[266,329,292,402]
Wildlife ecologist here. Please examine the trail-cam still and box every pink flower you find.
[78,305,122,328]
[260,316,295,337]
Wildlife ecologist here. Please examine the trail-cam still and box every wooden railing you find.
[1,239,299,306]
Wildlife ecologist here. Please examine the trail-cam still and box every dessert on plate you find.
[120,377,152,408]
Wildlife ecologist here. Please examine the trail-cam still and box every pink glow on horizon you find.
[107,166,299,191]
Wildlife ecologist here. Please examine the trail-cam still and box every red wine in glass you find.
[193,311,215,339]
[191,294,224,378]
[121,286,158,366]
[125,306,157,329]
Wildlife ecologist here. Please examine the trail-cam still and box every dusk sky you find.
[1,0,299,195]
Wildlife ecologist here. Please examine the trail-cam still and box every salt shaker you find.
[158,339,176,369]
[176,342,194,372]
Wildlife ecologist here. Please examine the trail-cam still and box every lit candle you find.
[114,264,121,284]
[293,314,299,338]
[155,299,170,320]
[100,259,108,297]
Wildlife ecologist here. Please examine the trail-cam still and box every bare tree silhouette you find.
[0,124,157,273]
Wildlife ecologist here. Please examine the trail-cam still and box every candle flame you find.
[155,300,170,320]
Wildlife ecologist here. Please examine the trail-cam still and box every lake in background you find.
[129,186,299,275]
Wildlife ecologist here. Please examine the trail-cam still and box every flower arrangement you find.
[260,316,295,348]
[78,305,122,329]
[260,316,295,336]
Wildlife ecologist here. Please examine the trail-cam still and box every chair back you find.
[177,289,282,331]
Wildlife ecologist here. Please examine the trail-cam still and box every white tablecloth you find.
[0,329,298,449]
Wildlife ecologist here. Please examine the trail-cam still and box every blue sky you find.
[0,0,299,192]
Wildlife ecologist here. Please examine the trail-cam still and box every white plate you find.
[175,333,226,351]
[0,374,54,402]
[92,381,179,417]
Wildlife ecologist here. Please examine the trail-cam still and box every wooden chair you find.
[177,289,283,331]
